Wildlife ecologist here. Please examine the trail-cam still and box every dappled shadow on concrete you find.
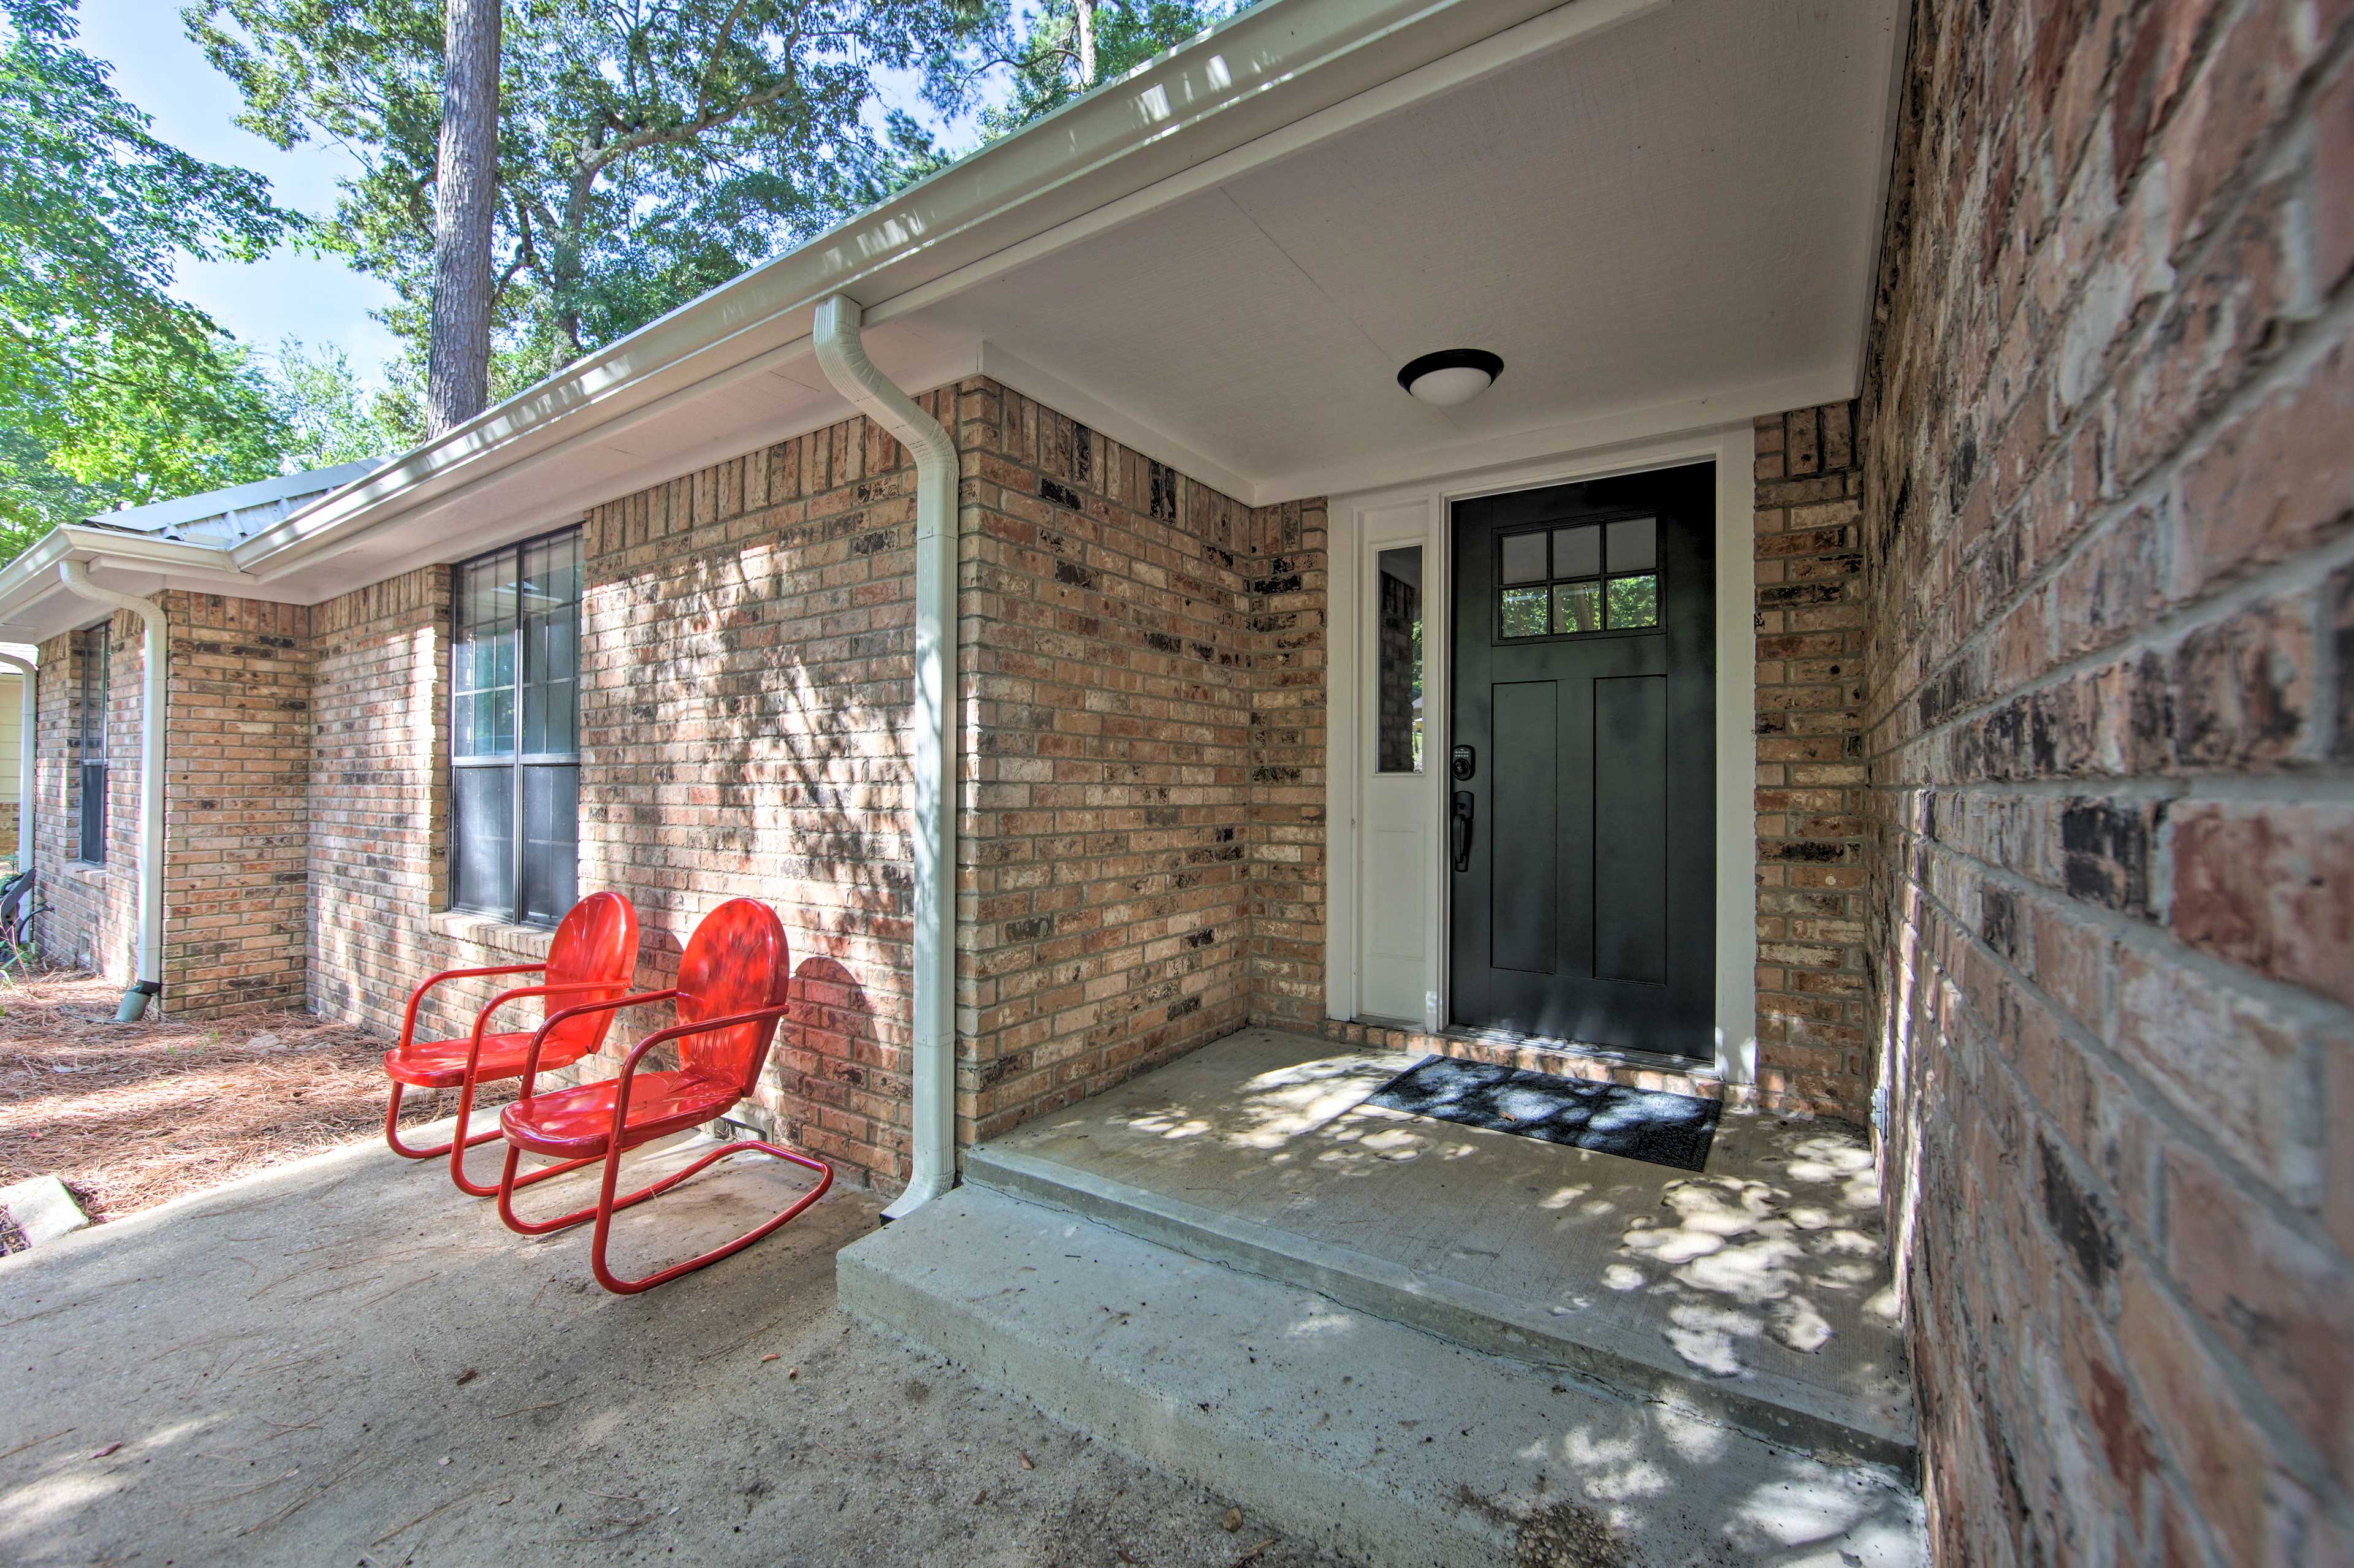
[0,1122,1351,1568]
[984,1027,1911,1433]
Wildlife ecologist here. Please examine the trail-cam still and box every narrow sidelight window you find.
[1375,546,1424,772]
[77,625,106,864]
[450,529,581,926]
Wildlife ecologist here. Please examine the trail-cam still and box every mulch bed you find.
[0,970,504,1221]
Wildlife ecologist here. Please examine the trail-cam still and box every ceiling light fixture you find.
[1397,348,1504,407]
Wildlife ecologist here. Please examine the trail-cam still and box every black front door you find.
[1448,463,1715,1059]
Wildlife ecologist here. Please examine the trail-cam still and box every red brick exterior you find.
[1244,499,1330,1035]
[1861,1,2353,1561]
[574,406,935,1182]
[957,384,1258,1140]
[1755,405,1873,1118]
[307,567,466,1035]
[30,595,315,1018]
[164,594,311,1015]
[33,616,139,982]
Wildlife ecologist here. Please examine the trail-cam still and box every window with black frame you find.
[449,530,581,926]
[77,625,106,864]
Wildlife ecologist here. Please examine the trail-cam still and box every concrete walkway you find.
[0,1126,1345,1568]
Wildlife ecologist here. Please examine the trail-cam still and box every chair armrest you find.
[456,980,632,1083]
[608,1004,794,1135]
[516,989,684,1098]
[395,962,545,1054]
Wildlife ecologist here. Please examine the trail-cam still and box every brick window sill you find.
[63,861,107,881]
[428,909,557,962]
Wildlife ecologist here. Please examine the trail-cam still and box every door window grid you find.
[450,530,581,927]
[1498,517,1659,638]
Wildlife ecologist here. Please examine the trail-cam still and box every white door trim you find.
[1326,422,1758,1086]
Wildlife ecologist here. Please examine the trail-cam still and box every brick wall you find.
[1861,1,2353,1562]
[163,593,311,1016]
[34,615,140,984]
[576,406,932,1184]
[1245,498,1330,1033]
[289,378,1345,1190]
[1754,406,1873,1119]
[308,567,476,1036]
[956,382,1257,1141]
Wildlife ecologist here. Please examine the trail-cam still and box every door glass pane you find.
[518,764,579,926]
[1500,531,1547,584]
[450,766,514,915]
[1552,580,1601,634]
[1500,587,1548,637]
[1552,525,1601,580]
[1607,517,1657,573]
[1607,573,1659,629]
[1374,546,1423,772]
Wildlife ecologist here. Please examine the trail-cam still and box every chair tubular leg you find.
[383,1079,504,1161]
[588,1140,834,1295]
[492,1136,759,1238]
[443,1076,596,1199]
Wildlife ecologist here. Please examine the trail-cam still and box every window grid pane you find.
[81,628,105,759]
[451,530,581,924]
[1606,573,1659,629]
[1500,586,1548,637]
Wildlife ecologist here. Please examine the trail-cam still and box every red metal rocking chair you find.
[492,897,832,1294]
[380,891,640,1197]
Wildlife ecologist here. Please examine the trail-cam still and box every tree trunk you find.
[425,0,503,438]
[1076,0,1097,87]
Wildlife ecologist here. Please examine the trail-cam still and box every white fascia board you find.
[222,0,1653,592]
[0,527,257,645]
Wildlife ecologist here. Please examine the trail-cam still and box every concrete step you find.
[839,1186,1925,1568]
[966,1140,1916,1472]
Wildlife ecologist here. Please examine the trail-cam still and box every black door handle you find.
[1452,790,1476,873]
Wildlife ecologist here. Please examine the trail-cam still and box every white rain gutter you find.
[56,563,164,1019]
[0,652,31,866]
[811,294,959,1220]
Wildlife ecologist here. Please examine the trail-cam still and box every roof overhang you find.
[0,0,1906,639]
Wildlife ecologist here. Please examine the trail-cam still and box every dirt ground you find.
[0,970,500,1220]
[0,1124,1357,1568]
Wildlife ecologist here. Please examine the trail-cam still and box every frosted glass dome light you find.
[1398,348,1504,406]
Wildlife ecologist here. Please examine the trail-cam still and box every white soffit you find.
[920,0,1903,501]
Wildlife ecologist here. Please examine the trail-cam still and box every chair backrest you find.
[673,899,791,1092]
[540,891,641,1053]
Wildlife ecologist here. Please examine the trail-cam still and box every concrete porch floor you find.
[0,1123,1350,1568]
[970,1029,1914,1463]
[839,1028,1926,1567]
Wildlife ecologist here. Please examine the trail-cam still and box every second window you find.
[451,530,581,926]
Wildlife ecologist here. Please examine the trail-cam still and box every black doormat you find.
[1366,1055,1721,1172]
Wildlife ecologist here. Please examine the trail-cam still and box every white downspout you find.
[56,564,164,1020]
[811,294,959,1220]
[0,652,33,870]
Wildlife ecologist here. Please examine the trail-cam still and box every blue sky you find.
[75,4,405,377]
[73,6,988,390]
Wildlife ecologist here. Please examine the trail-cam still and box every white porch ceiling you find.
[922,0,1901,500]
[0,0,1905,641]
